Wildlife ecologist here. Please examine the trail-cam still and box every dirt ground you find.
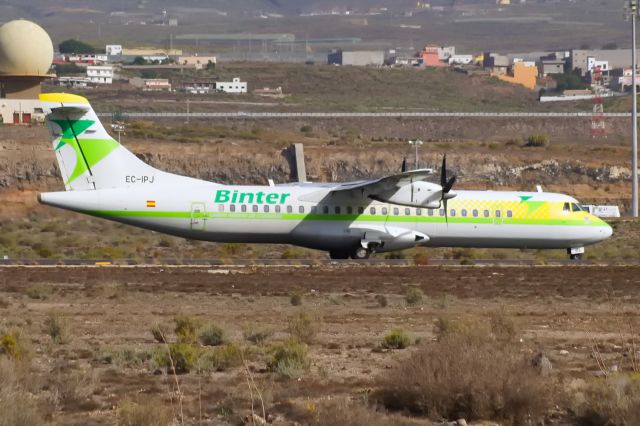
[0,265,639,425]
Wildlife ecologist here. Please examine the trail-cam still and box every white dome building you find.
[0,19,54,124]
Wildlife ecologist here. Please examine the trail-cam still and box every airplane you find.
[37,93,613,261]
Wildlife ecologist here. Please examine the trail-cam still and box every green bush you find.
[174,315,200,344]
[198,323,225,346]
[267,340,309,379]
[374,294,388,308]
[287,312,321,344]
[196,342,244,373]
[153,343,197,374]
[405,287,424,306]
[383,328,412,349]
[290,292,303,306]
[243,325,273,345]
[525,134,549,148]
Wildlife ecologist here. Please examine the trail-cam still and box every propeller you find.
[440,155,457,225]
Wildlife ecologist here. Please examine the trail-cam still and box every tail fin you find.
[40,93,158,191]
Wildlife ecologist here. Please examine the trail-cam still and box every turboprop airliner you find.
[38,93,612,260]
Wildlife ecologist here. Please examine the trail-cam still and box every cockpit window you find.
[571,203,583,212]
[563,203,570,212]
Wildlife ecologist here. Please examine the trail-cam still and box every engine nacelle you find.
[373,181,443,208]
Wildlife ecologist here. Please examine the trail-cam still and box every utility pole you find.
[408,139,423,169]
[633,0,639,216]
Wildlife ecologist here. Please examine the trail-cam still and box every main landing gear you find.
[329,245,374,260]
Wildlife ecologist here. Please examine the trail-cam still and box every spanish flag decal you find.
[146,200,156,208]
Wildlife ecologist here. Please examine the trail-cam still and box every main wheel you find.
[350,246,371,260]
[329,250,349,260]
[569,253,583,261]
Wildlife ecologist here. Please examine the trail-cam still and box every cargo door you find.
[190,202,206,231]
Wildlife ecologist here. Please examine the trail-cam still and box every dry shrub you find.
[173,315,201,344]
[51,369,97,406]
[0,328,31,361]
[376,334,552,424]
[433,316,490,342]
[150,323,170,343]
[117,397,173,426]
[489,310,518,343]
[307,398,394,426]
[289,292,303,306]
[196,342,244,373]
[287,311,322,344]
[571,375,640,425]
[43,312,69,344]
[374,294,388,308]
[405,287,424,306]
[0,388,44,426]
[243,325,273,345]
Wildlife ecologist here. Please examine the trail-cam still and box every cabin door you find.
[190,202,207,231]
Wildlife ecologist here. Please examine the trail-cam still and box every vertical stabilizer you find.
[40,93,159,191]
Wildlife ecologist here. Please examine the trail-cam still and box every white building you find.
[587,57,609,72]
[106,44,122,56]
[216,77,247,93]
[87,65,113,84]
[437,46,455,61]
[178,55,217,70]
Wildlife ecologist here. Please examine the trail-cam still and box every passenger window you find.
[450,209,456,217]
[439,209,445,216]
[382,207,388,215]
[218,204,224,212]
[358,206,364,214]
[241,205,247,212]
[472,209,478,217]
[495,210,501,218]
[335,206,341,214]
[264,205,270,213]
[299,206,304,214]
[275,205,281,213]
[428,209,434,216]
[323,205,329,214]
[347,206,353,214]
[563,202,570,212]
[287,205,293,213]
[417,208,422,216]
[461,209,467,217]
[370,207,376,215]
[507,210,513,218]
[393,208,399,216]
[405,208,410,215]
[230,205,236,212]
[252,205,258,212]
[483,209,490,218]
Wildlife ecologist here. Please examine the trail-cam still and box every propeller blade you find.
[401,157,407,173]
[443,198,448,226]
[440,155,447,188]
[444,175,457,193]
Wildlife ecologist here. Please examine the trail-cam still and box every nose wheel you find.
[351,246,371,260]
[568,247,585,261]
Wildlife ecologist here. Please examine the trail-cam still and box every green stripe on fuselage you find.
[79,210,607,227]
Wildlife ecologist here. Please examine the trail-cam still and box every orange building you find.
[420,46,447,67]
[496,62,538,90]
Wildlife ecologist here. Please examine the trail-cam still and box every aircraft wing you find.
[328,168,433,194]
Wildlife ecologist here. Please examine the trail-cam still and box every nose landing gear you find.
[568,247,585,261]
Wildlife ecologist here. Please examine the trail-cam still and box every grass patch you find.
[198,323,225,346]
[267,339,310,379]
[243,325,273,345]
[43,312,69,344]
[117,397,173,426]
[405,287,424,306]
